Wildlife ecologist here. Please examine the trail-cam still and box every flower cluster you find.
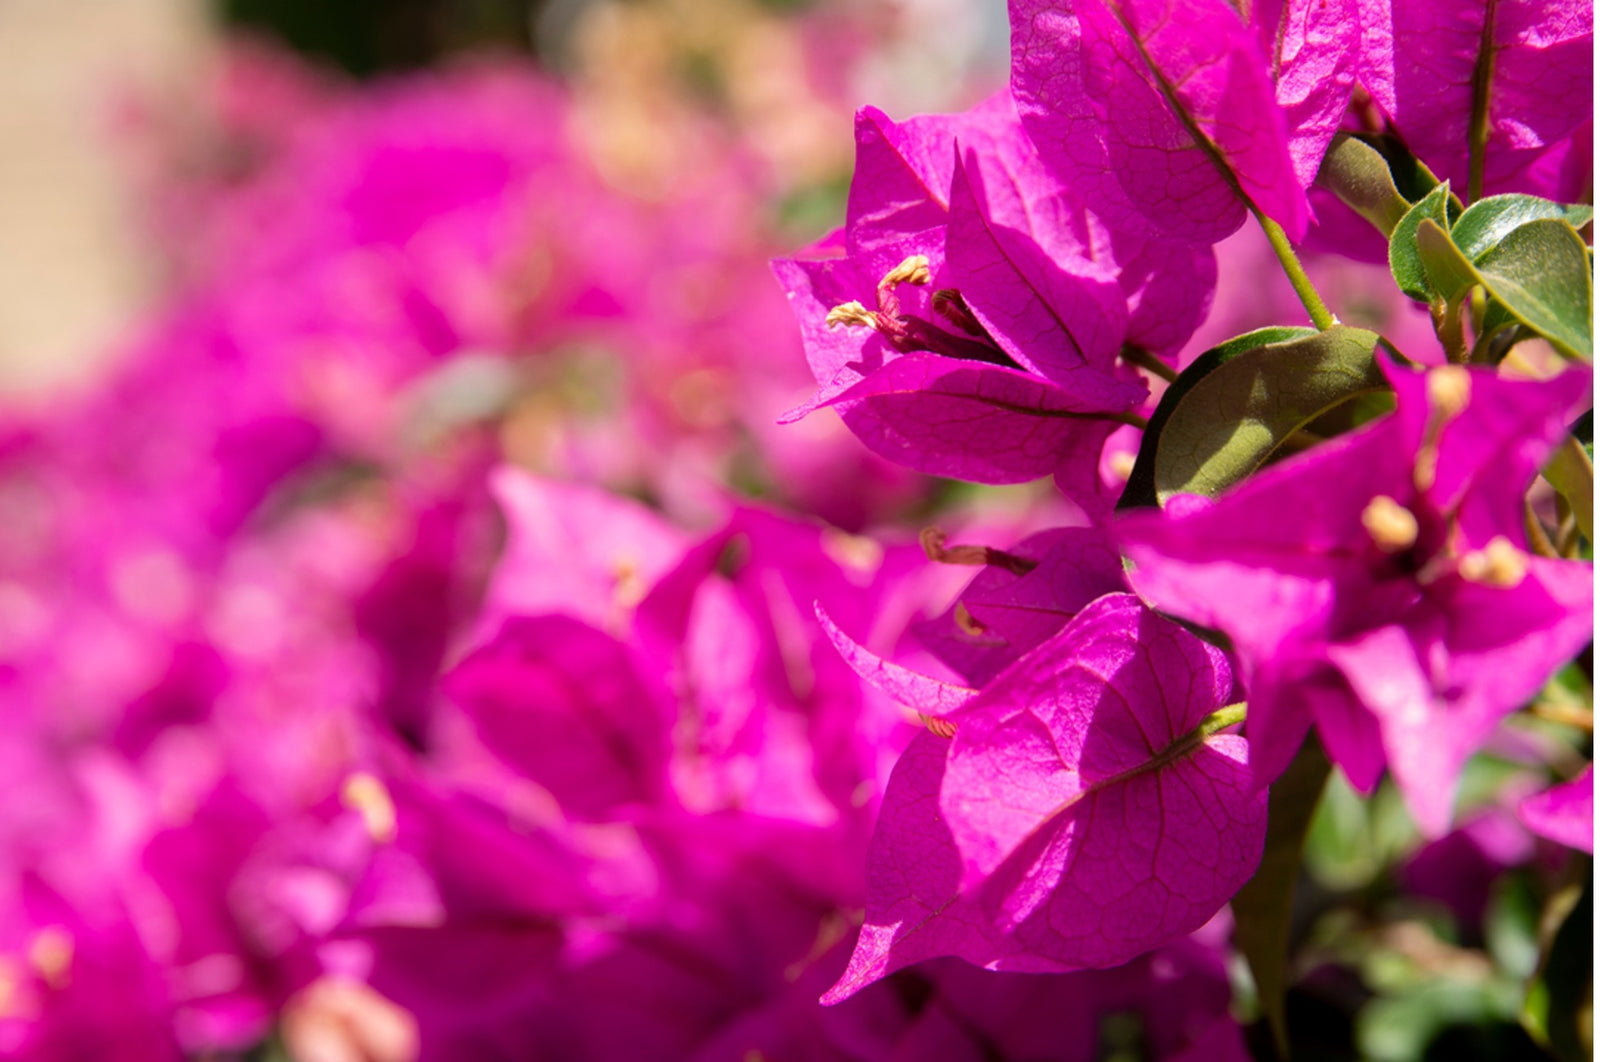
[774,0,1594,1036]
[0,0,1591,1057]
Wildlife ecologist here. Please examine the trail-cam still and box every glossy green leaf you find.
[1451,195,1595,261]
[1390,184,1455,301]
[1231,738,1330,1059]
[1416,219,1480,303]
[1117,326,1313,511]
[1140,326,1389,504]
[1472,219,1594,359]
[1316,134,1412,237]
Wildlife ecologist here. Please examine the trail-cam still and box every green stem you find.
[1433,293,1469,364]
[1467,0,1498,204]
[1120,410,1150,430]
[1199,701,1248,737]
[1257,213,1337,330]
[1119,345,1179,383]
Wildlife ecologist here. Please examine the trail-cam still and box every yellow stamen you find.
[1361,495,1419,553]
[342,772,398,844]
[825,301,877,329]
[1458,536,1528,588]
[881,254,931,288]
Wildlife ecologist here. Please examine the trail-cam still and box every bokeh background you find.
[0,0,1007,395]
[0,4,1586,1061]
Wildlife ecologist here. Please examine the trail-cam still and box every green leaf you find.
[1485,873,1543,981]
[1543,433,1594,543]
[1522,871,1593,1062]
[1305,774,1421,890]
[1132,326,1389,504]
[1472,219,1594,359]
[1316,134,1413,237]
[1117,326,1314,510]
[1416,219,1480,303]
[1390,184,1455,301]
[1231,738,1331,1059]
[1360,978,1527,1062]
[1451,195,1595,261]
[1361,133,1446,203]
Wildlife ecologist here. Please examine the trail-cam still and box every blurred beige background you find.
[0,0,209,394]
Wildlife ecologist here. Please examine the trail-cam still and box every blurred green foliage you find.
[218,0,538,75]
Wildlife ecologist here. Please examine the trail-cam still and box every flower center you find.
[826,255,1020,369]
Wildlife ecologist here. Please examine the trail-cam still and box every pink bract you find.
[824,594,1266,1002]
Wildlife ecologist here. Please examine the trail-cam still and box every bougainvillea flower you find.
[1120,361,1594,836]
[775,91,1215,495]
[1359,0,1594,195]
[1518,765,1593,854]
[775,234,1144,488]
[1010,0,1324,244]
[823,594,1266,1001]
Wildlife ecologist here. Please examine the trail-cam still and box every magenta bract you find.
[1011,0,1315,244]
[1360,0,1595,194]
[824,594,1266,1002]
[1519,765,1594,854]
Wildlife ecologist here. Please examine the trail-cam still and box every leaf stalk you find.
[1257,214,1337,331]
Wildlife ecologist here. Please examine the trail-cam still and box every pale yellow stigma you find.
[342,772,398,844]
[1108,450,1137,483]
[1458,536,1528,588]
[1415,366,1473,491]
[881,254,931,288]
[1361,495,1418,553]
[27,928,72,990]
[1426,365,1472,421]
[825,301,877,329]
